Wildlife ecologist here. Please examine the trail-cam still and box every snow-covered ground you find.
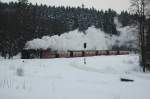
[0,54,150,99]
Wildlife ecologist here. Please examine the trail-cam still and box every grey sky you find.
[2,0,131,12]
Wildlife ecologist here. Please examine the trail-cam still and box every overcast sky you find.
[2,0,131,13]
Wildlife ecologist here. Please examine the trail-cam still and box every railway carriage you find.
[109,51,119,55]
[57,51,70,58]
[96,50,108,55]
[84,51,96,56]
[72,51,83,57]
[119,51,129,55]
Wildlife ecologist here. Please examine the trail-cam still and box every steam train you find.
[21,49,129,59]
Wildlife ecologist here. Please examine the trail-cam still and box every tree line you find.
[0,0,137,58]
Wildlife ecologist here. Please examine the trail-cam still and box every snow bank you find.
[0,56,4,59]
[25,18,138,51]
[12,53,21,59]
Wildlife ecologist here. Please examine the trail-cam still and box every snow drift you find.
[25,18,138,51]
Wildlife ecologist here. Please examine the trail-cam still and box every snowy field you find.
[0,54,150,99]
